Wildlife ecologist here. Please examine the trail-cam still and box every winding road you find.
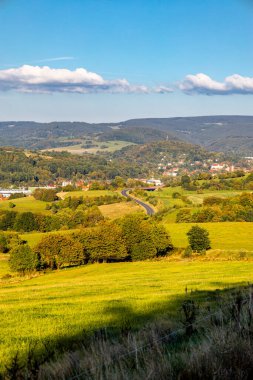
[121,189,155,216]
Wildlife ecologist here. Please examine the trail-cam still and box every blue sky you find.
[0,0,252,121]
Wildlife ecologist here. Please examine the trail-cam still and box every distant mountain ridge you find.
[0,115,252,154]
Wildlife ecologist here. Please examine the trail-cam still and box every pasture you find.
[44,140,135,154]
[165,222,253,250]
[0,196,50,214]
[1,261,253,372]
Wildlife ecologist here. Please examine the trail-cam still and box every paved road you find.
[121,189,155,216]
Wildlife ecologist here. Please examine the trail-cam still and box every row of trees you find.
[0,206,104,232]
[176,192,253,223]
[50,194,126,212]
[9,216,174,273]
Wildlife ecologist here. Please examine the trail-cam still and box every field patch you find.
[59,189,117,199]
[165,222,253,250]
[0,196,50,214]
[99,201,143,219]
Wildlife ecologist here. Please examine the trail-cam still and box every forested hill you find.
[113,140,213,166]
[0,122,111,149]
[116,115,253,154]
[0,116,252,154]
[0,140,215,186]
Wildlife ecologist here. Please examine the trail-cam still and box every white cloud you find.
[180,73,253,95]
[0,65,150,94]
[154,85,174,94]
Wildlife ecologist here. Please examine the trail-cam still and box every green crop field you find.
[165,222,253,250]
[1,260,253,372]
[0,196,50,214]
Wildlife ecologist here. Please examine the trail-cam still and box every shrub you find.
[182,245,192,258]
[187,225,211,252]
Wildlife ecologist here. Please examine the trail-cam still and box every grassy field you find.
[1,261,253,371]
[153,187,249,207]
[99,201,143,219]
[44,140,135,154]
[0,196,50,214]
[59,189,117,199]
[165,222,253,250]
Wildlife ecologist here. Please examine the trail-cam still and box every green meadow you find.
[1,261,253,372]
[165,222,253,250]
[0,196,50,214]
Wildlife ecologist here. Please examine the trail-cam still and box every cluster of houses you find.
[158,155,253,178]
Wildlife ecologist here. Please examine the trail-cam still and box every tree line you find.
[9,215,174,273]
[176,192,253,223]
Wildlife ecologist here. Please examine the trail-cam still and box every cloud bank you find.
[180,73,253,95]
[0,65,252,96]
[0,65,149,94]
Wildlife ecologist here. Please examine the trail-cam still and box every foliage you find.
[182,245,192,258]
[0,210,17,230]
[14,212,39,232]
[73,222,128,262]
[187,225,211,252]
[34,234,84,269]
[176,193,253,223]
[9,244,39,274]
[9,193,26,200]
[120,214,173,260]
[0,234,8,253]
[33,188,58,202]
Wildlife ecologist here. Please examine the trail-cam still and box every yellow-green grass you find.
[154,187,249,207]
[99,201,144,219]
[20,229,79,248]
[0,254,9,277]
[0,196,50,214]
[59,189,117,199]
[165,222,253,250]
[1,261,253,371]
[44,140,135,154]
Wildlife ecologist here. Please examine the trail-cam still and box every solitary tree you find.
[187,225,211,252]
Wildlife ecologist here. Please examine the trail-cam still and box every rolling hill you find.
[0,116,252,154]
